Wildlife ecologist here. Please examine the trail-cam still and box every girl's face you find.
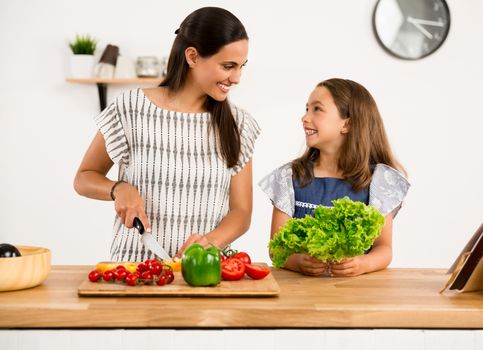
[302,86,349,151]
[188,39,248,102]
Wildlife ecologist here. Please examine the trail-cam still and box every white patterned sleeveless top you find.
[94,88,260,261]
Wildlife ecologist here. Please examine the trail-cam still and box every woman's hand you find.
[329,256,367,277]
[113,182,151,231]
[174,234,215,259]
[286,254,329,276]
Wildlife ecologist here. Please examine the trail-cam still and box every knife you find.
[133,217,171,261]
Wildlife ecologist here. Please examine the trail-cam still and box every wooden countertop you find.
[0,266,482,329]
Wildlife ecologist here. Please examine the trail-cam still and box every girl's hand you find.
[112,182,151,232]
[329,257,366,277]
[174,234,214,259]
[287,254,329,276]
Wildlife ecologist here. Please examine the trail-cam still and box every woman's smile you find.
[217,82,231,93]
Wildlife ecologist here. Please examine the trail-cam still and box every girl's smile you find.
[304,127,318,137]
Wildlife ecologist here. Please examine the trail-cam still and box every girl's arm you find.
[74,131,150,230]
[175,160,254,256]
[270,207,290,240]
[330,213,393,277]
[270,207,329,276]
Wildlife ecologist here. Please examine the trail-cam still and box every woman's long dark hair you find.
[160,7,248,168]
[292,79,405,191]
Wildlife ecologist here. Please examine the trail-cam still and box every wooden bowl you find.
[0,246,51,292]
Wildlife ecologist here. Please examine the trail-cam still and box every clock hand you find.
[407,16,433,39]
[407,17,444,27]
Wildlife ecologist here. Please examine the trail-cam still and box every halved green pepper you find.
[181,243,221,287]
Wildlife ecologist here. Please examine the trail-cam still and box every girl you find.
[259,78,409,277]
[74,7,260,262]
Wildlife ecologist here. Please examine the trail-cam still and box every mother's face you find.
[187,39,248,102]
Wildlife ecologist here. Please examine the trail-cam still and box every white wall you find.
[0,0,481,267]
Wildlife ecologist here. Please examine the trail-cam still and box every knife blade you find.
[133,218,171,261]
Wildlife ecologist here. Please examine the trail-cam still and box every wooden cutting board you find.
[78,263,280,297]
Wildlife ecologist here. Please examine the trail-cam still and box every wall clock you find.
[373,0,450,60]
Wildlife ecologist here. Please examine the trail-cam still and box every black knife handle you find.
[133,217,144,234]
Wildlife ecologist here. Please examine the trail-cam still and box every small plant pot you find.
[69,54,95,78]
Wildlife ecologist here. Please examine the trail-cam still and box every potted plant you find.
[68,34,97,78]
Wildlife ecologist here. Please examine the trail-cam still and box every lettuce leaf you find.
[269,197,385,268]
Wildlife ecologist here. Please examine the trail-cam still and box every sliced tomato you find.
[233,251,251,265]
[221,258,246,281]
[245,264,270,280]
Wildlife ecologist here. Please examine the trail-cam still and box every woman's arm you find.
[175,160,254,256]
[74,132,115,200]
[74,131,150,230]
[330,212,393,276]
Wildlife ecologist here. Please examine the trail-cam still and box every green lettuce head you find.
[269,197,385,268]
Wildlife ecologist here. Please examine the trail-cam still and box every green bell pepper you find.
[181,243,221,287]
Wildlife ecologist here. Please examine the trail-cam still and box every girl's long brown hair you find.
[292,78,405,191]
[160,7,247,168]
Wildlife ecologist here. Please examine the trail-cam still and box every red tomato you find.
[140,271,153,280]
[221,258,246,281]
[114,269,128,281]
[166,271,174,284]
[244,264,270,280]
[88,270,101,282]
[233,252,251,265]
[102,270,115,282]
[156,275,167,286]
[150,263,163,276]
[136,263,149,273]
[125,273,138,286]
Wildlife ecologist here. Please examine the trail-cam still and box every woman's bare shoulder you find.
[141,87,169,109]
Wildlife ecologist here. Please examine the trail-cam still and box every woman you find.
[74,7,260,262]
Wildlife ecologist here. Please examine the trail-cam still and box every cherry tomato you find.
[115,265,127,271]
[141,271,153,280]
[233,252,251,265]
[144,259,156,268]
[150,263,163,276]
[221,258,246,281]
[136,263,149,273]
[166,271,174,284]
[114,269,128,281]
[156,275,167,286]
[88,269,102,282]
[244,264,270,280]
[102,270,115,282]
[125,273,138,286]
